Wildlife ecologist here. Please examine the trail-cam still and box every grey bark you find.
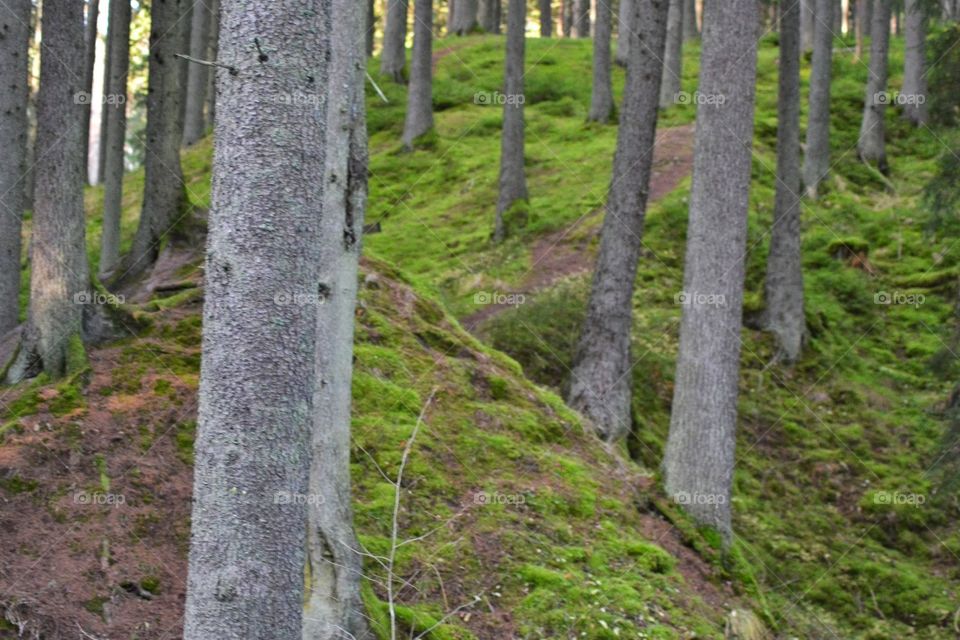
[302,0,372,637]
[381,0,408,81]
[540,0,553,36]
[573,0,590,36]
[12,0,88,381]
[452,0,478,33]
[97,6,112,184]
[615,0,632,65]
[0,0,30,337]
[662,0,759,543]
[658,0,684,108]
[205,0,220,130]
[403,0,435,148]
[855,0,871,59]
[901,0,929,125]
[588,0,614,122]
[367,0,376,55]
[563,0,573,36]
[181,1,333,638]
[832,0,842,33]
[99,0,132,280]
[801,0,814,51]
[682,0,697,38]
[83,0,100,184]
[479,0,500,31]
[493,0,528,243]
[764,0,805,363]
[802,0,835,198]
[858,0,891,172]
[120,0,188,284]
[567,0,670,441]
[182,0,212,145]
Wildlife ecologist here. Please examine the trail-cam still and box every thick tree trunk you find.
[205,0,220,130]
[901,0,929,125]
[802,0,835,198]
[858,0,891,172]
[493,0,528,242]
[0,0,30,337]
[588,0,614,122]
[182,0,212,145]
[381,0,408,81]
[801,0,814,51]
[764,0,805,362]
[403,0,436,148]
[99,0,132,280]
[683,0,698,38]
[479,0,500,31]
[615,0,632,65]
[662,0,758,544]
[452,0,478,33]
[11,0,88,381]
[83,0,100,184]
[540,0,553,36]
[181,1,333,638]
[120,0,188,284]
[658,0,684,108]
[567,0,670,441]
[573,0,590,36]
[302,1,372,638]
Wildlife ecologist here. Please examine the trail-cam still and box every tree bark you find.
[182,0,213,146]
[901,0,929,125]
[588,0,614,122]
[801,0,814,51]
[205,0,220,130]
[479,0,500,31]
[11,0,88,381]
[764,0,805,363]
[493,0,528,242]
[540,0,553,36]
[96,6,112,184]
[381,0,409,81]
[615,0,632,65]
[0,0,30,337]
[302,0,373,637]
[562,0,573,37]
[567,0,670,441]
[99,0,132,280]
[83,0,100,185]
[682,0,698,38]
[858,0,891,172]
[452,0,478,33]
[662,0,758,544]
[181,1,333,638]
[573,0,590,36]
[403,0,436,148]
[802,0,835,198]
[367,0,376,55]
[658,0,684,108]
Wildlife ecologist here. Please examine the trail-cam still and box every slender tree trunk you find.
[403,0,435,148]
[182,0,212,146]
[683,0,698,38]
[659,0,684,108]
[573,0,590,36]
[367,0,376,55]
[83,0,100,185]
[764,0,804,362]
[452,0,478,33]
[588,0,614,122]
[205,0,220,130]
[493,0,528,242]
[10,0,88,382]
[302,1,372,637]
[96,10,112,185]
[381,0,408,81]
[540,0,553,36]
[858,0,891,171]
[662,0,759,544]
[567,0,670,441]
[801,0,814,51]
[802,0,835,198]
[901,0,929,125]
[182,1,333,637]
[0,0,30,337]
[563,0,574,36]
[615,0,632,65]
[99,0,132,280]
[832,0,842,33]
[119,0,188,284]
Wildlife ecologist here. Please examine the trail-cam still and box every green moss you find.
[0,474,38,494]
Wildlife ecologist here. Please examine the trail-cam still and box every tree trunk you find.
[615,0,632,65]
[452,0,478,33]
[479,0,499,31]
[97,9,112,185]
[562,0,573,36]
[662,0,759,544]
[540,0,553,36]
[658,0,684,108]
[802,0,835,198]
[567,0,670,441]
[11,0,88,381]
[99,0,132,280]
[901,0,928,125]
[182,0,212,146]
[120,0,188,284]
[493,0,528,242]
[181,1,333,638]
[683,0,698,38]
[0,0,30,337]
[367,0,376,55]
[403,0,435,148]
[302,0,373,637]
[801,0,814,51]
[205,0,220,130]
[588,0,614,122]
[573,0,590,36]
[858,0,891,171]
[381,0,408,81]
[832,0,843,33]
[764,0,805,362]
[83,0,100,185]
